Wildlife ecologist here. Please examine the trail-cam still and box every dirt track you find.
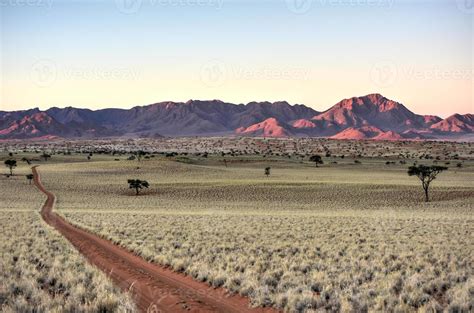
[32,166,276,313]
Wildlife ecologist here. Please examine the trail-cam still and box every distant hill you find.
[429,114,474,133]
[0,94,472,141]
[236,118,294,137]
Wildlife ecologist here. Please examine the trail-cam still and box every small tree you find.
[26,174,34,185]
[408,165,447,202]
[309,155,323,167]
[4,159,17,176]
[41,152,51,162]
[128,179,150,195]
[264,166,271,177]
[21,157,31,165]
[135,150,146,162]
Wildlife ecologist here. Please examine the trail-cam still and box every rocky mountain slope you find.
[1,94,472,140]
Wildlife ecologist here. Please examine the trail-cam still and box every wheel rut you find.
[32,166,276,313]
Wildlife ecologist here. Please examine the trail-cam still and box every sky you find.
[0,0,472,117]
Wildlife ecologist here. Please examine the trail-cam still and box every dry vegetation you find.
[0,168,137,313]
[62,211,473,312]
[1,138,473,312]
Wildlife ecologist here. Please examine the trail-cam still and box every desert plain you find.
[1,137,473,312]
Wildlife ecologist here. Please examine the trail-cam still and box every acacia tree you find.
[309,155,323,167]
[264,166,271,177]
[26,174,34,185]
[4,159,17,176]
[135,150,146,162]
[128,179,150,195]
[41,152,51,162]
[408,165,447,202]
[21,157,32,165]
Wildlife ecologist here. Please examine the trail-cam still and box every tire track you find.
[32,166,276,313]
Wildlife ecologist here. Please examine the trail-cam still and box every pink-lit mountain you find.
[0,94,472,141]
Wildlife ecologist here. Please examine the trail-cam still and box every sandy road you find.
[32,166,276,313]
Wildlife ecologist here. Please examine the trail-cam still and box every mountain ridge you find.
[1,94,472,141]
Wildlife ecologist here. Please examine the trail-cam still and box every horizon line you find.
[2,93,470,118]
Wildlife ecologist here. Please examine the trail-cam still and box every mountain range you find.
[1,94,472,141]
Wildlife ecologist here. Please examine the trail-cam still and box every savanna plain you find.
[1,138,473,312]
[0,165,137,312]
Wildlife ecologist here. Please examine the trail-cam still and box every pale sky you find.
[0,0,472,117]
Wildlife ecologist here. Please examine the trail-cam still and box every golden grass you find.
[29,155,473,312]
[0,171,137,312]
[1,138,472,312]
